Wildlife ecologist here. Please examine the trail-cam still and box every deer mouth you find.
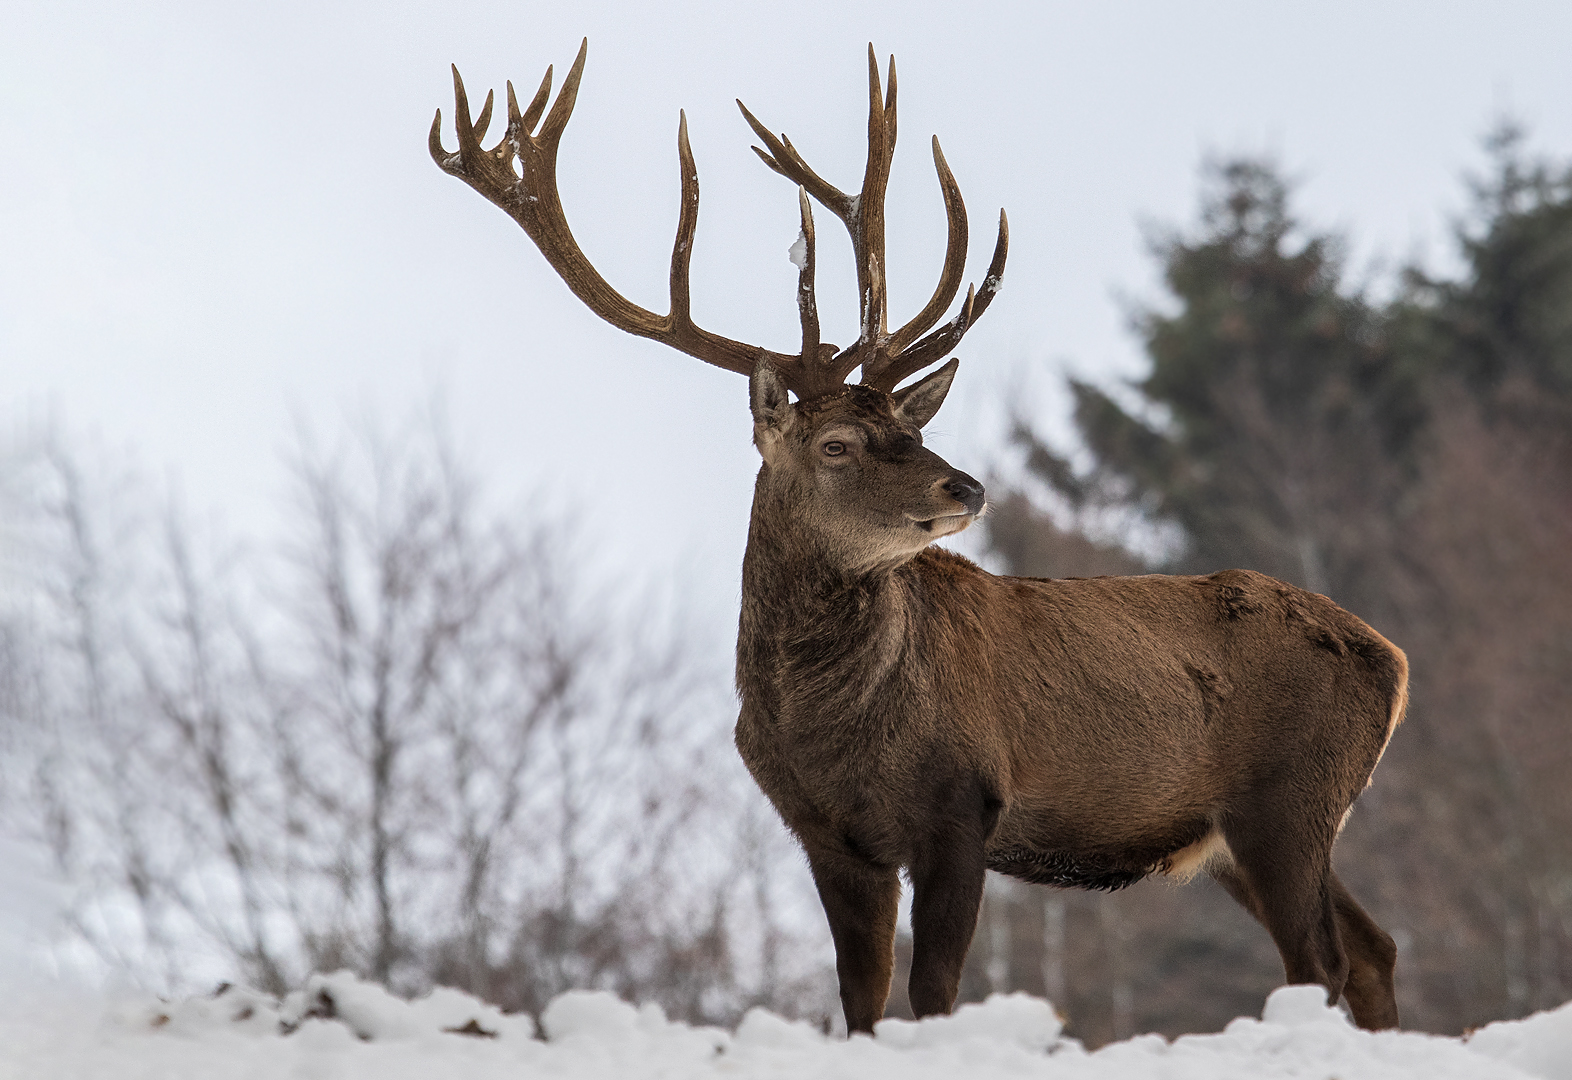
[911,512,975,536]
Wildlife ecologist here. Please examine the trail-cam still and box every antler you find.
[430,40,810,387]
[431,40,1006,400]
[738,45,1008,393]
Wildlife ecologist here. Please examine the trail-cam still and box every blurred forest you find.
[2,130,1569,1047]
[0,418,832,1025]
[969,130,1572,1044]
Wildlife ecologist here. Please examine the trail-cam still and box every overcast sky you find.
[6,0,1572,633]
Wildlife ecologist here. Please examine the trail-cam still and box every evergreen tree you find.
[1016,160,1422,605]
[1417,125,1572,404]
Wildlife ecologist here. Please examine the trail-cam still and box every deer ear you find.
[750,359,792,428]
[891,358,960,428]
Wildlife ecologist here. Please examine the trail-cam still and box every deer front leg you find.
[907,785,997,1018]
[805,844,901,1034]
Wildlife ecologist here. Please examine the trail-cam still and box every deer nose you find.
[945,475,987,515]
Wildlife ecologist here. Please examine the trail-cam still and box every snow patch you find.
[2,976,1570,1079]
[278,971,514,1042]
[1468,999,1572,1079]
[540,989,640,1040]
[1259,983,1345,1026]
[875,992,1062,1051]
[788,230,808,270]
[734,1006,825,1048]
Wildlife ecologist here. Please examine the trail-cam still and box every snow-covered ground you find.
[3,835,1569,1079]
[1,971,1569,1080]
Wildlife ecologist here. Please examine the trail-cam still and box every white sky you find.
[6,0,1572,626]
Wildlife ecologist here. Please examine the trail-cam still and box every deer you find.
[430,40,1407,1035]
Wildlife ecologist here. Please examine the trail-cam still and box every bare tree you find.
[1,417,832,1024]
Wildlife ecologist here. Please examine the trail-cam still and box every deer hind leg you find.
[1211,824,1349,1013]
[1329,872,1399,1029]
[804,844,901,1034]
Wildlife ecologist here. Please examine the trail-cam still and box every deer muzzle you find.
[944,473,987,517]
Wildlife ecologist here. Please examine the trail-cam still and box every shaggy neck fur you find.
[736,466,935,727]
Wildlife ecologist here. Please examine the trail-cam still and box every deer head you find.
[749,363,986,572]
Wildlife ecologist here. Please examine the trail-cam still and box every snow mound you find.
[2,977,1570,1079]
[733,1006,825,1049]
[1468,999,1572,1079]
[876,991,1063,1052]
[538,988,729,1062]
[275,971,523,1042]
[1259,982,1342,1025]
[1067,984,1550,1080]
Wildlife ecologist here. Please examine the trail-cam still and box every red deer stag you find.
[431,41,1407,1034]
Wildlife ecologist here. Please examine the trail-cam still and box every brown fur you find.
[735,365,1406,1033]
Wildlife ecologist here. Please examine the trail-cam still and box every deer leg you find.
[804,844,901,1034]
[907,842,988,1018]
[1329,872,1399,1029]
[906,784,998,1018]
[1210,859,1263,920]
[1213,830,1349,1011]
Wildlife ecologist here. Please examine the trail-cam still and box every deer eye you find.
[822,441,847,457]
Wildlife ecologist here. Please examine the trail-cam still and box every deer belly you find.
[984,846,1152,891]
[986,813,1226,892]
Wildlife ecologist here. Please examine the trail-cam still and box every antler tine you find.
[452,64,473,147]
[850,45,896,364]
[736,102,852,221]
[881,136,968,359]
[514,66,553,137]
[669,110,698,325]
[794,187,823,374]
[431,40,808,391]
[472,89,495,147]
[428,108,448,165]
[505,80,521,135]
[537,38,587,149]
[865,209,1009,392]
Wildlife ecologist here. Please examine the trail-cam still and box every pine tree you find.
[1417,124,1572,404]
[1011,160,1422,607]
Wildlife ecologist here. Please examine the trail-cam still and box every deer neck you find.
[737,468,915,711]
[741,466,906,593]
